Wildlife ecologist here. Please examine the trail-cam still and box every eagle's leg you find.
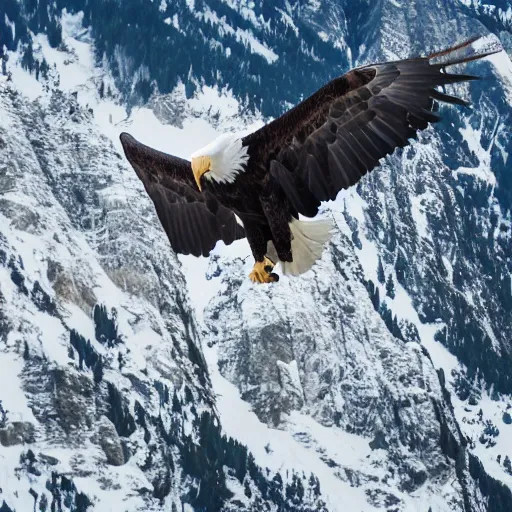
[244,222,278,284]
[260,180,293,262]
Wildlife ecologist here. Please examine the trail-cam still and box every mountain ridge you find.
[0,1,511,511]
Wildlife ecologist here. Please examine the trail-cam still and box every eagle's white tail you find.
[269,217,334,276]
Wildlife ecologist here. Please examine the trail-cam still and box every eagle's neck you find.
[192,133,249,185]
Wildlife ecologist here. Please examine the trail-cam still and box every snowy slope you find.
[1,2,512,512]
[204,236,467,511]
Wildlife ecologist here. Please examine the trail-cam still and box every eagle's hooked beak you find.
[191,156,211,191]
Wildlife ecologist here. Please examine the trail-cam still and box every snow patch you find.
[4,15,15,40]
[197,6,278,64]
[204,345,380,512]
[454,122,497,186]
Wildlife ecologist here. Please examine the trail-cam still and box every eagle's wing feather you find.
[243,37,501,216]
[120,133,245,257]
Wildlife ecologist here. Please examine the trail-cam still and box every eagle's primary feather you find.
[120,37,502,283]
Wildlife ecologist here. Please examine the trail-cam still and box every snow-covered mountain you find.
[0,1,511,511]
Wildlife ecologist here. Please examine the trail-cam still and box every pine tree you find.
[39,58,49,80]
[392,316,404,341]
[93,358,104,384]
[366,280,381,311]
[21,42,35,73]
[172,391,182,413]
[0,400,7,428]
[377,256,385,284]
[380,303,394,333]
[395,250,408,285]
[370,285,380,311]
[39,493,48,512]
[386,274,396,299]
[184,385,194,404]
[93,304,120,347]
[504,455,512,475]
[47,17,62,48]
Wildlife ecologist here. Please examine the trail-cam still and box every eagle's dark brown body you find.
[200,170,286,263]
[120,37,501,282]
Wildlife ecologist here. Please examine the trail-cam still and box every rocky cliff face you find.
[0,77,332,511]
[205,236,472,510]
[0,0,511,511]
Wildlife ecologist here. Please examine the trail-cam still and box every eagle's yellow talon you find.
[249,257,277,284]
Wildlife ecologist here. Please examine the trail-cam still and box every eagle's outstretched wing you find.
[243,37,502,217]
[120,133,245,257]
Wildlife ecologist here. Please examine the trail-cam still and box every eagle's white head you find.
[190,133,249,191]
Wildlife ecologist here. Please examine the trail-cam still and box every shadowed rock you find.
[0,421,36,446]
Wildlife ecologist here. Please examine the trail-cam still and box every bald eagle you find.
[121,37,499,283]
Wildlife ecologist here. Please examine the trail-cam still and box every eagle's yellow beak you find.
[191,156,211,191]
